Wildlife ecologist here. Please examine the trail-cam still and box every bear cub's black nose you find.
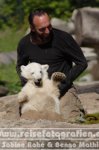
[37,78,42,82]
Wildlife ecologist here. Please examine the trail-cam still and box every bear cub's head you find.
[20,62,49,87]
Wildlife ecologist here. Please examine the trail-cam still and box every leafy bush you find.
[0,0,72,29]
[1,0,99,29]
[0,63,21,95]
[0,27,25,52]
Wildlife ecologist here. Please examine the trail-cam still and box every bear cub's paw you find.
[52,72,66,82]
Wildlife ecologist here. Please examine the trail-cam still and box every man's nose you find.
[45,27,50,34]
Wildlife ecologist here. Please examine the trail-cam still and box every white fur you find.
[18,62,60,114]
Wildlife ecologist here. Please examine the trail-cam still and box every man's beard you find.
[30,29,53,45]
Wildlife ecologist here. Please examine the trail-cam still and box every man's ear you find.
[42,64,49,71]
[20,65,25,71]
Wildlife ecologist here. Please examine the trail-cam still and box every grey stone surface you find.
[0,86,9,96]
[0,93,98,150]
[51,17,75,34]
[0,51,17,64]
[72,7,99,46]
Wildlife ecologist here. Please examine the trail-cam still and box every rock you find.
[81,47,97,61]
[0,121,98,150]
[87,60,97,71]
[51,17,75,34]
[0,86,9,96]
[21,110,64,122]
[78,74,93,82]
[0,52,13,64]
[0,51,17,65]
[6,51,17,62]
[90,61,99,81]
[75,81,99,94]
[0,94,98,150]
[79,92,99,114]
[72,7,99,46]
[0,94,20,120]
[60,87,84,123]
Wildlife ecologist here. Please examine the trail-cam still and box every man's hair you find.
[28,8,48,25]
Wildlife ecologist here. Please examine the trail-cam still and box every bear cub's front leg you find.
[18,91,28,103]
[51,72,66,86]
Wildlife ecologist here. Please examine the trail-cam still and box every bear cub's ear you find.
[20,65,26,71]
[41,64,49,71]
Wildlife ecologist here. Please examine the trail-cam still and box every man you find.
[16,9,87,122]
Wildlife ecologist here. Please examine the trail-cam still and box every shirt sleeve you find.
[59,33,88,97]
[63,33,88,83]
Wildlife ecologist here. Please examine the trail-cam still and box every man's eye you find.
[38,24,52,32]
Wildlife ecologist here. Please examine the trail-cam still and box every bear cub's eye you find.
[40,71,42,74]
[31,72,34,75]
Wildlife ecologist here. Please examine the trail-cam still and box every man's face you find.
[31,13,52,42]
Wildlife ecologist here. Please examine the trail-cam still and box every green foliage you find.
[83,113,99,124]
[0,0,71,29]
[0,63,21,94]
[0,0,16,28]
[0,28,24,94]
[0,27,25,52]
[69,0,99,9]
[1,0,99,28]
[48,0,71,19]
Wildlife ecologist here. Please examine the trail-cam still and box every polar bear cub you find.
[18,62,66,115]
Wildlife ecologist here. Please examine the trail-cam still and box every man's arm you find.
[16,41,29,86]
[59,33,88,97]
